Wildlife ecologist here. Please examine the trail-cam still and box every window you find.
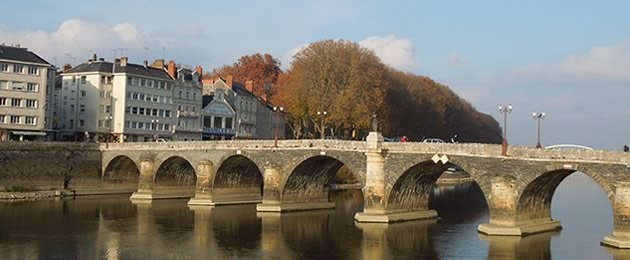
[11,98,22,107]
[10,115,20,124]
[98,120,103,127]
[186,92,189,99]
[0,115,4,123]
[25,116,36,125]
[140,78,145,87]
[193,93,197,100]
[80,104,85,113]
[165,110,171,117]
[79,119,84,127]
[27,83,38,92]
[72,76,76,84]
[127,77,132,85]
[81,76,86,84]
[26,99,37,108]
[70,104,75,113]
[0,97,6,106]
[105,105,111,113]
[80,90,86,97]
[69,119,74,128]
[13,65,23,73]
[0,64,8,72]
[179,91,183,98]
[139,107,145,115]
[27,66,39,75]
[0,81,7,90]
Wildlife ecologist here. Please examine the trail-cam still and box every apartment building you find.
[59,55,175,142]
[156,60,203,141]
[0,44,55,141]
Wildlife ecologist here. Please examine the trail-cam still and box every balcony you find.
[177,111,200,118]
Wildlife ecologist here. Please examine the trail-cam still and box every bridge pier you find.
[256,166,334,212]
[188,160,216,206]
[129,158,156,201]
[602,182,630,249]
[355,132,438,223]
[478,178,561,236]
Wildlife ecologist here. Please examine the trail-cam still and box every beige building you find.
[59,55,175,142]
[0,44,55,141]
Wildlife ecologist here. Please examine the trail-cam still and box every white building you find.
[59,55,175,142]
[0,44,55,141]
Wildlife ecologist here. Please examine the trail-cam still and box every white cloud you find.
[514,40,630,82]
[359,35,418,71]
[281,43,309,70]
[0,19,210,68]
[447,52,466,65]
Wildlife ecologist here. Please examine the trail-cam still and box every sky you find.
[1,1,629,150]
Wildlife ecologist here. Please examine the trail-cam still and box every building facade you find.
[0,44,55,141]
[202,76,285,140]
[161,61,203,141]
[59,56,175,142]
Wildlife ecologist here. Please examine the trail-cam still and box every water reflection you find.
[480,232,557,259]
[0,173,619,259]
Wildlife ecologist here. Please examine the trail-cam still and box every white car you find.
[422,138,445,143]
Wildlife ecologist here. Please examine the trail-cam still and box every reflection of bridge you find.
[101,132,630,249]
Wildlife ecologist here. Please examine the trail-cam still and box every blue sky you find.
[2,1,629,150]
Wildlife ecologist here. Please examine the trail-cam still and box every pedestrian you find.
[451,134,458,143]
[624,144,629,152]
[400,136,408,142]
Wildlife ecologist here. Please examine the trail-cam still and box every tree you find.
[280,39,387,138]
[205,53,282,98]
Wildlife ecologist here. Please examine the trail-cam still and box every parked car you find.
[422,138,445,143]
[155,138,167,142]
[384,136,402,142]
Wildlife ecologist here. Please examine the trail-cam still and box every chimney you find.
[143,60,148,68]
[98,58,104,61]
[226,75,233,88]
[93,53,97,61]
[195,66,203,82]
[201,78,214,86]
[120,56,128,67]
[151,59,165,69]
[63,64,72,72]
[261,94,267,102]
[245,80,253,93]
[167,60,176,79]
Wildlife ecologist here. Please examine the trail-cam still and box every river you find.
[0,172,625,259]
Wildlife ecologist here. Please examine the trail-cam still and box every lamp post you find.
[151,119,159,141]
[105,115,113,147]
[498,104,512,156]
[273,107,284,147]
[317,111,327,139]
[533,112,546,148]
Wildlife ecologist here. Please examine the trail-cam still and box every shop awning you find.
[11,131,48,136]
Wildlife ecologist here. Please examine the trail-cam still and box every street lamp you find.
[317,111,327,139]
[498,104,512,156]
[533,112,546,148]
[273,107,284,147]
[151,119,159,141]
[105,115,113,147]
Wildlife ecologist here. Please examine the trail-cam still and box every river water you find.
[0,172,625,259]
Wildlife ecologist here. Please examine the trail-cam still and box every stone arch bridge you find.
[101,132,630,249]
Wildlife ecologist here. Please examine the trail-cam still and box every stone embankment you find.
[0,191,62,201]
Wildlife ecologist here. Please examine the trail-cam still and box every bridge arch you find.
[154,156,196,193]
[281,155,348,204]
[102,155,140,190]
[516,163,615,222]
[213,155,264,201]
[385,160,447,211]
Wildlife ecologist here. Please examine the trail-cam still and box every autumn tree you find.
[205,53,282,98]
[280,39,387,138]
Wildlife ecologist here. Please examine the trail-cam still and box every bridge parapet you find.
[101,139,368,152]
[382,142,630,164]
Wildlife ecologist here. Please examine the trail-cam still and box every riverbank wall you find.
[0,142,103,193]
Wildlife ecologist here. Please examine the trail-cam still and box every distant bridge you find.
[545,144,594,150]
